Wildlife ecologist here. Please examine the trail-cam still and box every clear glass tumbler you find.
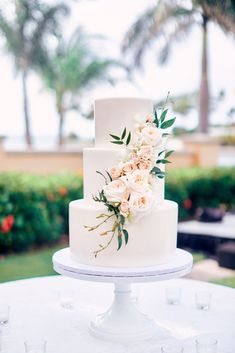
[24,339,47,353]
[195,291,212,310]
[196,337,218,353]
[161,344,184,353]
[166,286,182,305]
[0,304,9,325]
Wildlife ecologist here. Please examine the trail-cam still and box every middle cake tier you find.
[69,199,178,267]
[83,147,165,202]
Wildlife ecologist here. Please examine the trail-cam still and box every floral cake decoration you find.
[85,95,176,257]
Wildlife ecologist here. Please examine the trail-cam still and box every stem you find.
[94,223,118,257]
[84,213,115,231]
[162,91,170,112]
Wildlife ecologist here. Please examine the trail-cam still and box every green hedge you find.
[166,167,235,220]
[0,173,83,253]
[0,167,234,254]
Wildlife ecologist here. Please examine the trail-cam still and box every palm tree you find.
[41,29,121,145]
[0,0,69,146]
[122,0,235,134]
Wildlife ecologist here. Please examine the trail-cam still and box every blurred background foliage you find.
[0,167,234,254]
[0,172,83,253]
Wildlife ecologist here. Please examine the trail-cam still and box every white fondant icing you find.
[94,97,153,148]
[83,147,122,199]
[69,199,178,267]
[69,97,177,267]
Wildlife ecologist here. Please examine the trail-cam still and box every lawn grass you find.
[0,243,67,283]
[1,247,235,289]
[211,277,235,289]
[192,252,207,263]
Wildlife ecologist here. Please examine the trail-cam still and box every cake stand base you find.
[90,282,157,341]
[53,248,193,342]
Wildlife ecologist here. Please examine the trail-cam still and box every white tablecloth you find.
[0,276,235,352]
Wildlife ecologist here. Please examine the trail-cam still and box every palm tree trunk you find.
[22,69,32,146]
[198,14,209,134]
[58,108,65,146]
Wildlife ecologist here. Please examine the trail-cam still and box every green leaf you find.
[109,134,120,140]
[151,166,162,174]
[123,229,129,245]
[120,214,125,225]
[156,159,171,164]
[158,149,166,157]
[126,132,131,145]
[157,174,165,179]
[117,235,122,251]
[161,118,176,129]
[154,110,159,127]
[160,109,168,123]
[111,140,123,145]
[121,127,126,140]
[106,170,113,181]
[162,133,171,137]
[165,150,174,158]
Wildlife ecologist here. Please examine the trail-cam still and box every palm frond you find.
[122,0,196,67]
[40,29,124,112]
[158,15,194,64]
[0,10,20,57]
[198,0,235,35]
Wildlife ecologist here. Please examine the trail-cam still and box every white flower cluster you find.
[103,114,164,221]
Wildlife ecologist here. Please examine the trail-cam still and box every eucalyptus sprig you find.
[150,166,165,179]
[110,127,131,145]
[156,150,174,165]
[153,109,176,130]
[150,149,174,178]
[87,189,130,256]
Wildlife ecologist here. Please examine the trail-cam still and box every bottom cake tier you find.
[69,199,178,267]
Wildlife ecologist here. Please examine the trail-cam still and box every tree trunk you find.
[22,69,32,146]
[198,14,210,134]
[58,107,65,146]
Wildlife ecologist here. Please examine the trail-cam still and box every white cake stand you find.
[53,248,192,342]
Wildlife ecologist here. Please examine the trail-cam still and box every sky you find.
[0,0,235,146]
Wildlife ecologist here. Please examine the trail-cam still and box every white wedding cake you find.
[69,97,178,267]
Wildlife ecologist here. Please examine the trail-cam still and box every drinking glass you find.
[161,344,184,353]
[0,305,9,325]
[196,337,218,353]
[166,286,181,305]
[58,291,75,309]
[24,339,47,353]
[195,291,212,310]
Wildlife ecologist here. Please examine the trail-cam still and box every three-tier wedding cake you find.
[69,97,178,267]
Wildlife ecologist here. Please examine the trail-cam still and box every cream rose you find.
[119,200,130,217]
[137,145,154,160]
[145,113,154,123]
[127,170,150,193]
[110,166,122,180]
[103,179,128,203]
[121,161,137,175]
[138,159,153,171]
[129,192,153,217]
[141,126,162,146]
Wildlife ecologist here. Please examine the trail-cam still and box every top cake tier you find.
[94,97,153,147]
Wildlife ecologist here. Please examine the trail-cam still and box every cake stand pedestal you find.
[53,248,192,342]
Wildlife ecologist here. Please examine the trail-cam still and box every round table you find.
[0,276,235,353]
